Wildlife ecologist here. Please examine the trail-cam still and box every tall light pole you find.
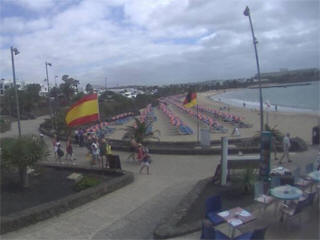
[55,75,58,87]
[10,46,22,137]
[244,6,264,133]
[45,61,54,130]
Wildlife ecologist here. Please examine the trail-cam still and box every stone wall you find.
[1,164,134,234]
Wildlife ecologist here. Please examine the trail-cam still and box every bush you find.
[74,176,101,192]
[290,137,308,152]
[0,119,11,133]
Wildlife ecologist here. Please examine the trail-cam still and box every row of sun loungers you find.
[159,102,194,135]
[165,97,228,133]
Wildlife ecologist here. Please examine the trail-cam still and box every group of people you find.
[127,139,152,174]
[52,135,75,164]
[88,137,112,167]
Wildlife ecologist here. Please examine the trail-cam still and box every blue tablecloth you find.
[308,171,320,182]
[270,185,303,200]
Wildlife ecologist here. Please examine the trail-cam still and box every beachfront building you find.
[0,78,25,96]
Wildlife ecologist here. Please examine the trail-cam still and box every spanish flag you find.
[65,94,99,127]
[183,91,197,108]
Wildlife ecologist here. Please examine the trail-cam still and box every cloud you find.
[0,0,319,87]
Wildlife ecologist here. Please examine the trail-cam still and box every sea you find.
[210,81,320,113]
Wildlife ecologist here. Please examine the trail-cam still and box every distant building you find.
[0,78,24,96]
[256,68,319,78]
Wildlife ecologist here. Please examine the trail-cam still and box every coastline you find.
[208,87,319,115]
[199,89,319,145]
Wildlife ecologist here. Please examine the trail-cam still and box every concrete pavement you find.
[1,116,319,239]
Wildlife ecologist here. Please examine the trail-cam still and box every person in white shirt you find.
[280,133,291,163]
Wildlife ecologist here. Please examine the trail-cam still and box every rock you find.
[67,173,83,182]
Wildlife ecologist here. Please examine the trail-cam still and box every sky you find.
[0,0,319,87]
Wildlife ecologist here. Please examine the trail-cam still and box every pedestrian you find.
[52,134,57,160]
[99,138,107,168]
[127,138,138,162]
[280,133,291,164]
[105,139,112,168]
[65,136,75,165]
[139,145,152,175]
[137,143,144,164]
[275,105,278,112]
[271,136,279,161]
[74,129,79,145]
[79,128,84,147]
[231,127,240,137]
[55,138,64,163]
[91,140,99,165]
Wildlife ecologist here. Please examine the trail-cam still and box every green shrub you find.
[0,119,11,133]
[74,176,101,192]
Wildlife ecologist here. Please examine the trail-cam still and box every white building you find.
[0,78,24,96]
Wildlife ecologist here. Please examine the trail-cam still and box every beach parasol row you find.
[159,102,193,135]
[165,97,225,131]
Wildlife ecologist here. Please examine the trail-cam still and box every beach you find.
[107,89,319,145]
[199,90,320,145]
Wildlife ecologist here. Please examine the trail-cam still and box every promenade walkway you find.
[1,116,319,239]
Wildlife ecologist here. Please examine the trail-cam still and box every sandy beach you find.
[108,89,319,145]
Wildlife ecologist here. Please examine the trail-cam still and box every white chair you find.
[254,181,274,214]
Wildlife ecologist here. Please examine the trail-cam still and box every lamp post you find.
[10,46,22,137]
[45,61,54,130]
[244,6,264,133]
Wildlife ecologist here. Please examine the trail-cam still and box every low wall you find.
[153,178,209,239]
[1,164,134,234]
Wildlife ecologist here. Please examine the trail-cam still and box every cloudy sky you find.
[0,0,319,87]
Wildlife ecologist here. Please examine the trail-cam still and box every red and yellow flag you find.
[65,94,99,127]
[183,91,197,108]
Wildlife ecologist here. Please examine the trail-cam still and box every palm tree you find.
[60,75,80,104]
[124,118,160,143]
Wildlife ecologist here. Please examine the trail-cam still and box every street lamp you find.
[10,46,22,137]
[45,61,54,130]
[55,75,58,87]
[243,6,264,133]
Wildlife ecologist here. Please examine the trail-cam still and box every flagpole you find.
[97,93,101,122]
[197,104,200,143]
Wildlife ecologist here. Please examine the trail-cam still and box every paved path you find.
[1,116,319,240]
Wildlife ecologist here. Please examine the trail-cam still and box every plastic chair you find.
[280,198,306,226]
[200,220,230,240]
[234,226,268,240]
[205,196,224,226]
[270,176,281,188]
[293,167,312,189]
[254,181,274,213]
[305,163,314,174]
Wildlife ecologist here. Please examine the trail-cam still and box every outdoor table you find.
[270,185,303,221]
[270,185,303,201]
[270,166,291,176]
[217,207,256,238]
[308,170,320,182]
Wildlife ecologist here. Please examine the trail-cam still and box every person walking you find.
[91,140,99,166]
[55,138,64,163]
[127,138,138,162]
[280,133,291,164]
[139,145,151,175]
[105,139,112,168]
[99,138,107,168]
[65,136,75,165]
[52,134,57,160]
